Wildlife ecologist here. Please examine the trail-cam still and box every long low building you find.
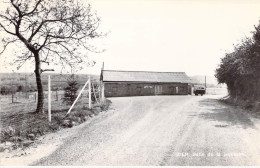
[100,70,193,97]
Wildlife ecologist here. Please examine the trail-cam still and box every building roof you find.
[102,70,193,83]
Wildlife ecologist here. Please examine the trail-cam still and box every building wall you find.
[103,82,189,97]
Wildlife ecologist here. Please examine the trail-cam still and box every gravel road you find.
[3,95,260,166]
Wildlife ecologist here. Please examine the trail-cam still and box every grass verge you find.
[220,96,260,112]
[0,99,111,152]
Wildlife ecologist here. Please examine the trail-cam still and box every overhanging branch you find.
[0,23,16,35]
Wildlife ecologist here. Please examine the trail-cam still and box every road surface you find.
[3,95,260,166]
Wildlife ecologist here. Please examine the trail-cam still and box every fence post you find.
[25,75,28,99]
[48,75,51,122]
[56,90,58,101]
[89,76,91,109]
[101,83,105,103]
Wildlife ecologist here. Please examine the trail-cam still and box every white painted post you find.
[89,76,92,109]
[66,80,89,116]
[48,75,51,122]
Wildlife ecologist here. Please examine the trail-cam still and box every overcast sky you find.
[1,0,260,76]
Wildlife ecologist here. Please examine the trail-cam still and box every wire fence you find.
[0,90,94,109]
[0,73,101,128]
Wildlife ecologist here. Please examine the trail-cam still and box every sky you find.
[0,0,260,76]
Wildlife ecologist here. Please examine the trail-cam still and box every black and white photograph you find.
[0,0,260,166]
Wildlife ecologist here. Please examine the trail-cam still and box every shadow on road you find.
[194,98,258,129]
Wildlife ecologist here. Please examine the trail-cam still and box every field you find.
[205,88,228,96]
[0,73,99,93]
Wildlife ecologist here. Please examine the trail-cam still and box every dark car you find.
[193,85,206,96]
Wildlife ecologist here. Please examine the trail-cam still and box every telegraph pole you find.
[205,76,207,94]
[205,76,207,88]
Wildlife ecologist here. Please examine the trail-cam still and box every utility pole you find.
[205,76,207,88]
[205,76,207,94]
[100,62,104,103]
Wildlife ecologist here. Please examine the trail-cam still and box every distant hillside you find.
[0,73,100,92]
[0,72,226,92]
[189,75,226,88]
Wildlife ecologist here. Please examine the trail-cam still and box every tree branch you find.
[0,22,16,35]
[37,34,49,51]
[24,0,43,16]
[0,14,17,26]
[10,0,23,17]
[0,38,18,55]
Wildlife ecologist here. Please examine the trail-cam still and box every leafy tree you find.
[63,75,79,105]
[0,0,105,113]
[215,21,260,101]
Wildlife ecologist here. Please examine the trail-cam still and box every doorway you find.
[155,85,162,95]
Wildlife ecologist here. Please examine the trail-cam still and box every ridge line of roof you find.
[102,70,186,74]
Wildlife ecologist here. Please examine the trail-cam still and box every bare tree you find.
[0,0,105,113]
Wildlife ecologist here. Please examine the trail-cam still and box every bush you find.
[0,85,17,95]
[215,21,260,102]
[63,74,79,105]
[17,85,24,92]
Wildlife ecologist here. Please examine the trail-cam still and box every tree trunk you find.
[34,52,44,113]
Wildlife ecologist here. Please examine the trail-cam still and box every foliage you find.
[0,85,17,95]
[215,21,260,101]
[0,0,105,113]
[0,0,104,70]
[63,74,79,105]
[17,85,23,92]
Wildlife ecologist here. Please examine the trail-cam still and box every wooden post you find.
[25,75,28,99]
[89,76,92,109]
[101,83,105,103]
[56,90,58,101]
[48,75,51,122]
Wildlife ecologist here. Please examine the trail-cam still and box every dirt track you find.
[2,95,260,166]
